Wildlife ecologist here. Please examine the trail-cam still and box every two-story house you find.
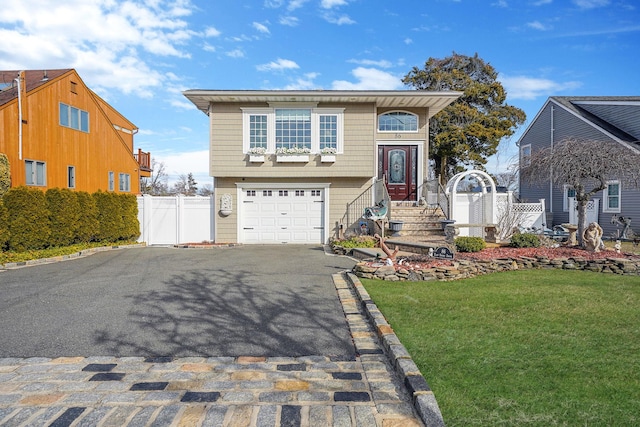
[0,69,150,194]
[183,90,460,244]
[518,96,640,238]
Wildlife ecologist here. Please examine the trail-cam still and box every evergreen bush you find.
[46,188,80,247]
[120,193,140,240]
[94,191,123,242]
[455,236,486,252]
[0,198,9,250]
[0,153,9,197]
[509,232,541,248]
[75,191,99,243]
[4,186,51,251]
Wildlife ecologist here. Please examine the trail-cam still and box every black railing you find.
[342,178,390,235]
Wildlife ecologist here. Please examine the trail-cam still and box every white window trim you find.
[377,110,419,133]
[242,107,344,154]
[25,159,46,186]
[521,144,531,167]
[563,185,576,212]
[108,171,115,191]
[67,165,76,189]
[603,180,621,213]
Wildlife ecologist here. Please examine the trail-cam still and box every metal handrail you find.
[418,179,450,219]
[342,178,390,234]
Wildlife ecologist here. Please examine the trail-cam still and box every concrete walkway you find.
[0,270,428,426]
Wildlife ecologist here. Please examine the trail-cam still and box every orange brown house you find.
[0,69,150,194]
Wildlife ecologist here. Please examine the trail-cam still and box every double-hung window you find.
[243,107,343,154]
[604,181,621,213]
[119,173,131,192]
[60,102,89,132]
[108,171,115,191]
[25,160,46,186]
[521,144,532,167]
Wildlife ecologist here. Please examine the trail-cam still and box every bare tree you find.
[198,183,214,196]
[494,163,519,195]
[171,173,198,196]
[140,158,169,195]
[521,137,640,246]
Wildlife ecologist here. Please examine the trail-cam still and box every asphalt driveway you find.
[0,245,356,358]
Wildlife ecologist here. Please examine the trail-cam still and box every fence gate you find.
[137,195,215,245]
[568,198,599,225]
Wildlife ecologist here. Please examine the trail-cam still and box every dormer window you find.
[378,111,418,132]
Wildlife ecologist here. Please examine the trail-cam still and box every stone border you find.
[344,272,446,427]
[0,243,147,270]
[353,255,640,281]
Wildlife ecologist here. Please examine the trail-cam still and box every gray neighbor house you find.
[518,96,640,239]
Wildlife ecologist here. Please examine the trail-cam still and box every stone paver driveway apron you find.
[0,246,426,426]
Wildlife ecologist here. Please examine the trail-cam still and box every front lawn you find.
[362,270,640,426]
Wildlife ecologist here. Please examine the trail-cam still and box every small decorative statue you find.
[374,233,398,263]
[583,222,605,252]
[614,240,622,254]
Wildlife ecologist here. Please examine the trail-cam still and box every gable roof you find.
[519,96,640,149]
[183,89,462,118]
[0,69,73,107]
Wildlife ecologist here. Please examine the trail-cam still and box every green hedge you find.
[3,186,51,252]
[509,232,541,248]
[0,198,9,250]
[0,153,9,197]
[455,236,487,252]
[1,187,139,252]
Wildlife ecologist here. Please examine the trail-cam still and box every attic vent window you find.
[70,81,78,94]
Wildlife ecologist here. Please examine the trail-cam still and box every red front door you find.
[378,145,417,201]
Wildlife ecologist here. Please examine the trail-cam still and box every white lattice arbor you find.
[445,170,498,236]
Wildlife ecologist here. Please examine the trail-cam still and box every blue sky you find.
[1,0,638,185]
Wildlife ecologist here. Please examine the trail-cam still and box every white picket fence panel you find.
[137,195,215,245]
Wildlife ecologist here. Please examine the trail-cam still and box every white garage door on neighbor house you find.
[240,187,326,244]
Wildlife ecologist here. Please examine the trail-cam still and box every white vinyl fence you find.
[137,195,215,245]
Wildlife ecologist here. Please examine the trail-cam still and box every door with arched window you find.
[378,145,417,201]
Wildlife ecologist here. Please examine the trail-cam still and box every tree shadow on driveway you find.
[94,267,356,358]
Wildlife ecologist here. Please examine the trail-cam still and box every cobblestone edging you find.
[0,243,147,270]
[353,255,640,282]
[343,272,446,427]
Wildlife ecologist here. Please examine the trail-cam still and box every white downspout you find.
[15,72,23,160]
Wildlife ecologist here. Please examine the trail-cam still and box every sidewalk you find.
[0,272,436,426]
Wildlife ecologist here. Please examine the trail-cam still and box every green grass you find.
[0,240,139,265]
[362,270,640,426]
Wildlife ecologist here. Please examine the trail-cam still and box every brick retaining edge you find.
[344,272,446,427]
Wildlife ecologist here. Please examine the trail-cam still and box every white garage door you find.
[241,188,324,243]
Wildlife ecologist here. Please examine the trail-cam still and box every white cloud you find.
[499,74,582,100]
[527,20,551,30]
[404,38,413,45]
[572,0,610,8]
[532,0,552,5]
[331,68,403,90]
[205,26,221,37]
[323,13,356,25]
[154,150,211,184]
[253,22,271,34]
[0,0,196,98]
[257,58,300,71]
[288,0,310,11]
[283,72,320,90]
[226,48,245,58]
[347,59,394,68]
[321,0,348,8]
[279,16,300,26]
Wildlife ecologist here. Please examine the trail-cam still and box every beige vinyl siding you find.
[214,176,371,243]
[209,102,376,179]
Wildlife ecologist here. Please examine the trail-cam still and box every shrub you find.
[94,191,122,242]
[46,188,80,247]
[333,235,377,248]
[75,191,99,243]
[0,198,9,250]
[119,193,140,240]
[0,153,9,197]
[3,186,51,251]
[510,232,541,248]
[455,236,486,252]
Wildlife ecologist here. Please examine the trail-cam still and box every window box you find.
[321,154,336,163]
[249,154,265,163]
[277,154,309,163]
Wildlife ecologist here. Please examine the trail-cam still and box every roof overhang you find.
[182,90,462,118]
